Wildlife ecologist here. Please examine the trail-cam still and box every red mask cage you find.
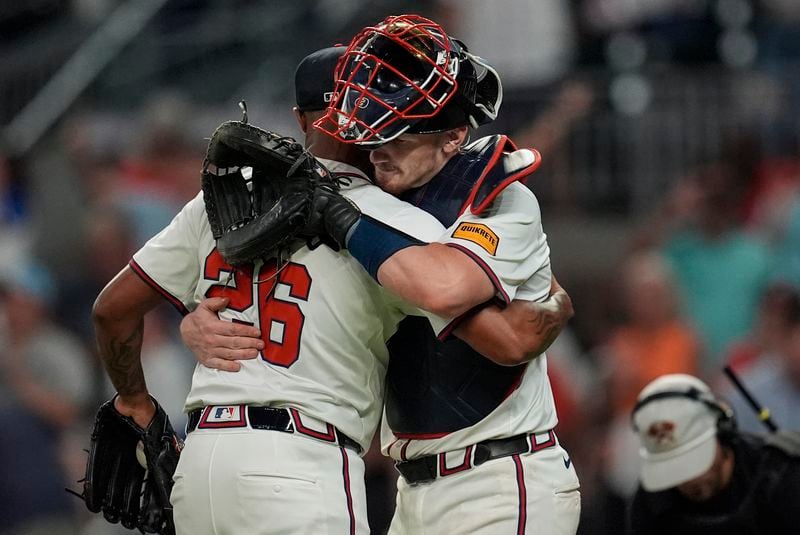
[313,14,461,146]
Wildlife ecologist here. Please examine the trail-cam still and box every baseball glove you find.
[76,396,182,534]
[201,114,353,265]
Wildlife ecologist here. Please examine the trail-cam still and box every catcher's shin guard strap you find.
[346,215,425,279]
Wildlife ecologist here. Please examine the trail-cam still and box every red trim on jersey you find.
[531,429,557,452]
[438,445,474,476]
[435,303,485,341]
[400,440,411,462]
[289,408,337,443]
[128,259,189,315]
[436,320,456,341]
[435,301,495,341]
[436,314,467,341]
[444,243,510,304]
[513,454,527,535]
[340,448,356,535]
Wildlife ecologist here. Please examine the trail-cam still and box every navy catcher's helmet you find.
[314,14,502,146]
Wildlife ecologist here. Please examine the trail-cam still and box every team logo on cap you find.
[647,421,676,445]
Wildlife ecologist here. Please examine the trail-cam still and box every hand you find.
[180,297,264,372]
[304,185,361,250]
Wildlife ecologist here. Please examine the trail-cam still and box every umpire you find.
[627,373,800,534]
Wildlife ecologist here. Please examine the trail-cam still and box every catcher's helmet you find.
[314,14,502,146]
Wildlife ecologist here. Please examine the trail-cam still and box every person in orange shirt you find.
[603,250,701,415]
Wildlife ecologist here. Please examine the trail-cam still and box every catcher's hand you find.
[76,396,182,534]
[201,113,359,265]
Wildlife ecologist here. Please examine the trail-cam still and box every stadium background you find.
[1,1,799,533]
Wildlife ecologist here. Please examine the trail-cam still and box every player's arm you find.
[455,276,573,366]
[183,276,572,370]
[92,265,162,427]
[375,242,495,319]
[319,186,539,319]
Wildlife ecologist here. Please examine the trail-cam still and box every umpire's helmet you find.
[314,14,502,146]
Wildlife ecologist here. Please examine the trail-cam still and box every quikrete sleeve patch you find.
[451,222,499,255]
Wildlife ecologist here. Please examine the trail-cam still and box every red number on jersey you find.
[203,249,254,311]
[203,250,311,367]
[257,262,312,367]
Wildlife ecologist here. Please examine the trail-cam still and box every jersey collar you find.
[316,157,370,183]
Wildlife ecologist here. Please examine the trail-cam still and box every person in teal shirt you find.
[660,164,773,367]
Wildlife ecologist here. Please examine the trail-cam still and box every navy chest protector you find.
[401,134,541,224]
[387,135,542,436]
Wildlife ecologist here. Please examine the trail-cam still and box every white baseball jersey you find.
[131,160,444,453]
[383,180,559,460]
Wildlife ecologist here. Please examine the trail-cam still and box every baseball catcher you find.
[72,396,182,534]
[201,104,359,266]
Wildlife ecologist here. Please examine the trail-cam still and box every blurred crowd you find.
[3,1,800,534]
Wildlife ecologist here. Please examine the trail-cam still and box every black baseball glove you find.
[75,396,182,534]
[201,114,360,265]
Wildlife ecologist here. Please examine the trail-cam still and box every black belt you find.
[395,430,556,485]
[186,406,361,453]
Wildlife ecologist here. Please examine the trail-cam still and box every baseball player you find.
[187,15,580,534]
[314,15,581,534]
[93,45,570,535]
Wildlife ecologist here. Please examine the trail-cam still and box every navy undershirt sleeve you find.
[345,215,426,280]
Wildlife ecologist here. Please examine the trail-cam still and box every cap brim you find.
[639,432,717,492]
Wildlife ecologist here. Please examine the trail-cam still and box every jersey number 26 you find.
[204,249,311,367]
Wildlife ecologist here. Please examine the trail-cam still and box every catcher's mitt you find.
[75,396,182,534]
[201,107,349,265]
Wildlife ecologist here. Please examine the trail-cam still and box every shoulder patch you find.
[451,222,499,255]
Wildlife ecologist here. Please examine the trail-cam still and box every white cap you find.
[632,374,721,492]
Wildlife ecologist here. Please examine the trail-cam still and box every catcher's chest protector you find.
[401,134,540,225]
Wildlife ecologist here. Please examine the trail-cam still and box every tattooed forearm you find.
[523,292,574,357]
[529,309,562,348]
[99,321,146,396]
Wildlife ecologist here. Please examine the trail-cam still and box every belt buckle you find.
[472,442,493,466]
[396,457,438,486]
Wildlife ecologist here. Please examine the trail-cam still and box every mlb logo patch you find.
[211,406,240,421]
[198,405,247,429]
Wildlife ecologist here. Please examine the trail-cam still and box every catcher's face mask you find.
[313,14,460,146]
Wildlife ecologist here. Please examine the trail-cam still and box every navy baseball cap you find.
[294,46,346,112]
